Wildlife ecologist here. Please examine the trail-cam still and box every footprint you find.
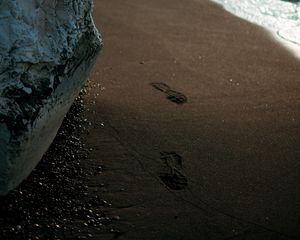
[160,151,183,169]
[150,82,170,93]
[160,171,188,190]
[159,152,188,190]
[166,90,187,104]
[150,82,187,104]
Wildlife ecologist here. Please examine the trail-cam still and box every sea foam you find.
[210,0,300,58]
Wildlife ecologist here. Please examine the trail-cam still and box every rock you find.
[0,0,102,195]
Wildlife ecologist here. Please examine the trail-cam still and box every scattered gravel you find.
[0,90,111,239]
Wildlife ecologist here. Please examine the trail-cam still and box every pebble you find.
[0,95,113,239]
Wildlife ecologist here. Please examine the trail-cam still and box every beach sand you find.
[0,0,299,239]
[85,0,300,239]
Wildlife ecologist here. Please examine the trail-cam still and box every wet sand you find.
[0,0,299,239]
[86,0,300,239]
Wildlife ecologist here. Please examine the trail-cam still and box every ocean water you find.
[210,0,300,57]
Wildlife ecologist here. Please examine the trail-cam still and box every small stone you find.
[112,216,120,221]
[96,166,102,172]
[22,87,32,95]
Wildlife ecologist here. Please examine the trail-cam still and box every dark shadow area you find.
[0,93,112,239]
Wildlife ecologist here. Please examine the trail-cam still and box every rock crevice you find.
[0,0,102,195]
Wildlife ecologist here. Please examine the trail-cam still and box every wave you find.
[211,0,300,55]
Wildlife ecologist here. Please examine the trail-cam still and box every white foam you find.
[211,0,300,58]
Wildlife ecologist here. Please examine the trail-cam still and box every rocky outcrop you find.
[0,0,102,195]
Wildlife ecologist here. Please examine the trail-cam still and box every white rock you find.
[0,0,102,195]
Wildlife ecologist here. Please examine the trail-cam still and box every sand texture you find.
[0,0,299,239]
[85,0,300,239]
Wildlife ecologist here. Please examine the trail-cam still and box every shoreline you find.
[0,0,299,239]
[273,31,300,59]
[86,0,300,238]
[209,0,300,59]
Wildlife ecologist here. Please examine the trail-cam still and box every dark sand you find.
[85,0,300,239]
[0,0,299,239]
